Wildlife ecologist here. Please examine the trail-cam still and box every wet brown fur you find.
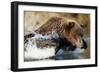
[35,17,84,48]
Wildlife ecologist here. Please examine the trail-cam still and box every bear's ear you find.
[68,22,75,28]
[65,22,75,29]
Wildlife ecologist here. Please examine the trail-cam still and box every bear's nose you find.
[81,39,87,49]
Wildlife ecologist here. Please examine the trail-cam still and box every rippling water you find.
[24,32,89,61]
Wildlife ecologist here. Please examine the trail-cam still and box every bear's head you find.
[57,17,87,49]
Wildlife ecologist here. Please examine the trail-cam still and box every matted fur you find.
[35,16,84,48]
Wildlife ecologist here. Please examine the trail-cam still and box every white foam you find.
[24,33,55,60]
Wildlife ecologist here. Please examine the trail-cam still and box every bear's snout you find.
[81,39,87,49]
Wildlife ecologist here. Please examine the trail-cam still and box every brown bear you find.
[35,16,87,49]
[24,16,88,60]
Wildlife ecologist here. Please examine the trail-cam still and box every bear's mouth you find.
[55,38,87,54]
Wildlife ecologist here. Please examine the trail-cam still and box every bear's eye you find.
[80,24,87,28]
